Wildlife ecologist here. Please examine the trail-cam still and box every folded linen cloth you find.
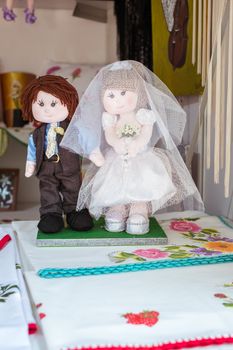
[25,262,233,350]
[0,226,36,350]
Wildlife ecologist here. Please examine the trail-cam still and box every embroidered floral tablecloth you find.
[12,211,233,349]
[13,211,233,273]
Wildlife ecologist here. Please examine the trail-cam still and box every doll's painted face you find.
[32,91,68,123]
[103,89,138,115]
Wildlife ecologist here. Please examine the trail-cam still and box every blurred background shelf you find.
[0,124,31,146]
[0,202,39,222]
[4,126,32,146]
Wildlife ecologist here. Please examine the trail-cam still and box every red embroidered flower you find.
[170,220,201,233]
[39,313,46,320]
[122,310,159,327]
[214,293,227,299]
[28,323,38,334]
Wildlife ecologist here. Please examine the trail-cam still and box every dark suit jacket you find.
[32,119,81,175]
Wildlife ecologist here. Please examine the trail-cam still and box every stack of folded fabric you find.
[0,226,37,350]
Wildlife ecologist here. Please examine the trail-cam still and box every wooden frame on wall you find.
[0,168,19,211]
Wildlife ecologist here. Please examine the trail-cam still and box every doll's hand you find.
[25,161,36,177]
[89,148,105,167]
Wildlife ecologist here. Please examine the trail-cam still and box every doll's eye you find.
[108,92,115,99]
[38,100,44,107]
[51,101,57,107]
[121,91,126,96]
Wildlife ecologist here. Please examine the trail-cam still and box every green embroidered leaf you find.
[118,253,146,261]
[16,263,21,269]
[224,283,233,287]
[183,217,200,221]
[1,284,18,290]
[119,252,138,258]
[0,299,6,303]
[164,246,181,250]
[183,245,199,248]
[7,284,19,290]
[182,233,194,239]
[169,253,192,259]
[1,291,17,298]
[223,303,233,307]
[190,238,209,242]
[134,257,146,262]
[201,229,218,234]
[0,284,19,298]
[114,260,127,264]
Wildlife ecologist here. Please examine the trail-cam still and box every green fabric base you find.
[36,217,168,247]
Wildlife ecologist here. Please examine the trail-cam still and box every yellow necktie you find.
[45,123,57,159]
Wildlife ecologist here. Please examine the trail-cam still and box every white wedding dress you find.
[78,110,178,218]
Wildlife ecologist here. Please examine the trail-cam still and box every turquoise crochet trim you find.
[38,254,233,279]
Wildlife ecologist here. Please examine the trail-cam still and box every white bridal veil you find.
[61,60,204,218]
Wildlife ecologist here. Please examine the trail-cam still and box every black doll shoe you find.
[38,213,64,233]
[66,209,93,231]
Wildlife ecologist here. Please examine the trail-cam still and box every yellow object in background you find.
[151,0,203,96]
[0,128,8,157]
[0,72,36,127]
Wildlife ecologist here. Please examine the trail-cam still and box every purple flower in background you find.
[190,247,222,256]
[207,236,233,243]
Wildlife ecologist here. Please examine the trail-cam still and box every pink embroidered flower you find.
[170,220,201,233]
[133,248,168,259]
[39,313,46,319]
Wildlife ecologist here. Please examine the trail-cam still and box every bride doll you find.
[61,61,204,235]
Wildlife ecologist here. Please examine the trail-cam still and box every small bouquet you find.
[117,124,140,138]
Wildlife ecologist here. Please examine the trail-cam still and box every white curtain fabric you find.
[189,0,233,199]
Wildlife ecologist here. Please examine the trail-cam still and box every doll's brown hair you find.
[21,75,79,122]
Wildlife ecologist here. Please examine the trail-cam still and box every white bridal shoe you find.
[105,210,126,232]
[126,214,149,235]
